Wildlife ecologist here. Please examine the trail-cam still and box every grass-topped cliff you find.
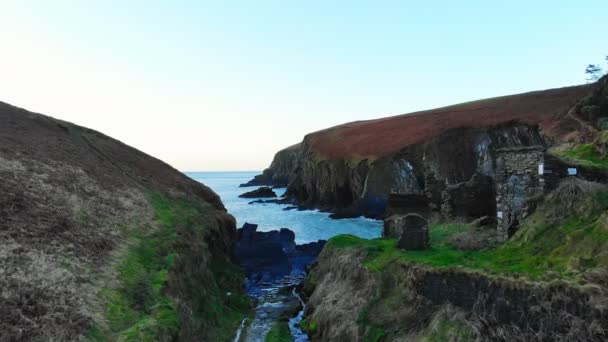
[280,81,603,218]
[0,102,251,341]
[302,179,608,341]
[305,85,590,161]
[328,179,608,280]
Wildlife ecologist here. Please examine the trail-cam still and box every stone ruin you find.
[386,143,586,244]
[440,173,496,219]
[495,146,545,241]
[384,213,429,250]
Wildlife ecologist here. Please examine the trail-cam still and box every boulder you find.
[239,186,277,198]
[390,214,430,250]
[239,170,274,187]
[233,223,293,280]
[232,223,325,283]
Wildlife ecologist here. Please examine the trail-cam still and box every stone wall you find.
[495,146,545,241]
[440,173,496,219]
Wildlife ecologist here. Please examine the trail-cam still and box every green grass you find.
[100,194,182,341]
[328,188,608,280]
[357,296,386,342]
[90,192,251,341]
[299,319,318,335]
[265,321,293,342]
[554,144,608,171]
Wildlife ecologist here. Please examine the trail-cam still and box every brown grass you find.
[307,85,590,160]
[0,101,234,341]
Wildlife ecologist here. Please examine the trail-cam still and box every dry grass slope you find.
[306,85,590,160]
[0,102,248,341]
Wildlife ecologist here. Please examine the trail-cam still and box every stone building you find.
[495,146,545,241]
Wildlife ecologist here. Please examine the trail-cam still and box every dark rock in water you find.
[249,198,283,205]
[233,223,293,279]
[283,206,298,211]
[239,187,277,198]
[239,171,274,187]
[329,206,361,219]
[232,223,326,284]
[385,214,429,250]
[241,144,301,188]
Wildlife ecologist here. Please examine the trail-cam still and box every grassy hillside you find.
[0,102,251,341]
[302,178,608,341]
[328,178,608,280]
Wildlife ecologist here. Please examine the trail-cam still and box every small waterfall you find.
[233,318,248,342]
[288,288,309,342]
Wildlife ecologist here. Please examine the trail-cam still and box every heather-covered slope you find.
[307,85,590,161]
[0,102,250,341]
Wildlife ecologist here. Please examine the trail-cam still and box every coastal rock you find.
[232,223,326,283]
[239,171,274,187]
[274,85,592,220]
[241,143,302,188]
[239,187,277,198]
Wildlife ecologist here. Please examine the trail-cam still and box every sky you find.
[0,1,606,171]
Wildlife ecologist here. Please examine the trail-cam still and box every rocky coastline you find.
[231,223,325,341]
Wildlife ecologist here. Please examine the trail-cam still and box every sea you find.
[186,171,382,243]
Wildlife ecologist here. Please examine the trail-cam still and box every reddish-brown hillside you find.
[307,85,590,160]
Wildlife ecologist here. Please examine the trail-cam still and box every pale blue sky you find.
[0,1,606,170]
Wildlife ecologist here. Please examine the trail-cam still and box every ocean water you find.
[186,171,382,243]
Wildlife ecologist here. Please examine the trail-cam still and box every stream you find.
[187,171,382,341]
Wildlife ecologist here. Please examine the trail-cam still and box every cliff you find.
[241,143,301,188]
[279,83,607,219]
[300,179,608,341]
[0,102,250,341]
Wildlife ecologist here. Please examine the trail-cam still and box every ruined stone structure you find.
[495,146,545,241]
[396,214,430,250]
[385,193,431,218]
[440,173,496,219]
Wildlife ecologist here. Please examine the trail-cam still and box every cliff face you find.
[303,245,608,341]
[0,102,249,341]
[241,143,301,188]
[267,143,302,186]
[283,84,598,218]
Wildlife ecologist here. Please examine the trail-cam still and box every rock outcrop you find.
[239,186,278,198]
[250,82,608,243]
[284,85,593,221]
[0,102,248,341]
[241,143,302,187]
[232,223,325,283]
